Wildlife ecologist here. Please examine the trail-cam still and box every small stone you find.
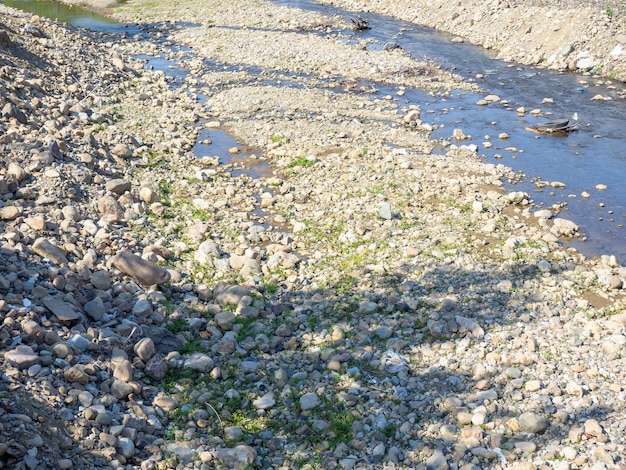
[565,381,583,397]
[78,391,94,407]
[518,412,549,434]
[110,379,134,399]
[184,353,214,371]
[64,365,90,385]
[154,395,179,411]
[84,298,106,321]
[117,437,135,458]
[111,250,170,285]
[97,195,125,223]
[139,187,157,203]
[42,297,81,323]
[0,206,19,220]
[215,311,236,331]
[32,238,68,265]
[425,449,448,469]
[216,445,256,470]
[113,359,134,382]
[145,353,167,380]
[132,299,153,317]
[105,178,132,195]
[514,441,537,453]
[90,270,111,290]
[5,345,39,369]
[300,392,321,411]
[379,202,392,220]
[111,143,133,158]
[583,419,604,438]
[253,392,275,410]
[525,380,541,392]
[134,337,156,361]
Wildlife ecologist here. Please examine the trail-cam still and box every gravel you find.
[1,0,626,469]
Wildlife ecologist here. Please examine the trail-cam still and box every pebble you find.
[300,392,321,410]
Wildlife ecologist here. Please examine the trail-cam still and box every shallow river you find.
[4,0,625,261]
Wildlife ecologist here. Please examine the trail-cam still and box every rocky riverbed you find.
[1,0,626,469]
[319,0,626,82]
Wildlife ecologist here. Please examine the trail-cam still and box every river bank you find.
[1,0,626,469]
[315,0,626,83]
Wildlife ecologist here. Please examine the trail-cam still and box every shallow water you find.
[272,0,626,262]
[1,0,123,30]
[5,0,625,261]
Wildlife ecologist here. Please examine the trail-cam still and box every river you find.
[3,0,625,261]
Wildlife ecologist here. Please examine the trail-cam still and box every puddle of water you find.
[194,129,273,180]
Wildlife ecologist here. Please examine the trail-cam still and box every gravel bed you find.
[1,1,626,469]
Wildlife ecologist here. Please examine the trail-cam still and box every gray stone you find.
[216,445,256,470]
[32,238,68,266]
[194,240,222,264]
[215,311,236,331]
[84,298,106,321]
[145,353,167,380]
[90,270,111,290]
[426,449,448,469]
[166,443,196,464]
[576,57,595,71]
[111,250,170,285]
[5,345,39,369]
[215,285,252,306]
[111,379,134,399]
[132,299,153,317]
[43,297,82,323]
[379,201,392,220]
[184,353,214,371]
[67,334,90,352]
[113,359,134,382]
[519,412,549,434]
[111,143,133,158]
[97,195,125,223]
[117,437,135,458]
[134,337,156,361]
[78,391,94,407]
[64,365,90,385]
[253,392,275,410]
[105,178,132,195]
[300,392,321,411]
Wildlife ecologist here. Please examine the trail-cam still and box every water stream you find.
[4,0,625,261]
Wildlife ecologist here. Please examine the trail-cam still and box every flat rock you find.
[42,297,82,323]
[5,345,39,369]
[32,238,68,266]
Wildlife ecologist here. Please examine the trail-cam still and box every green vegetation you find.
[287,155,314,168]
